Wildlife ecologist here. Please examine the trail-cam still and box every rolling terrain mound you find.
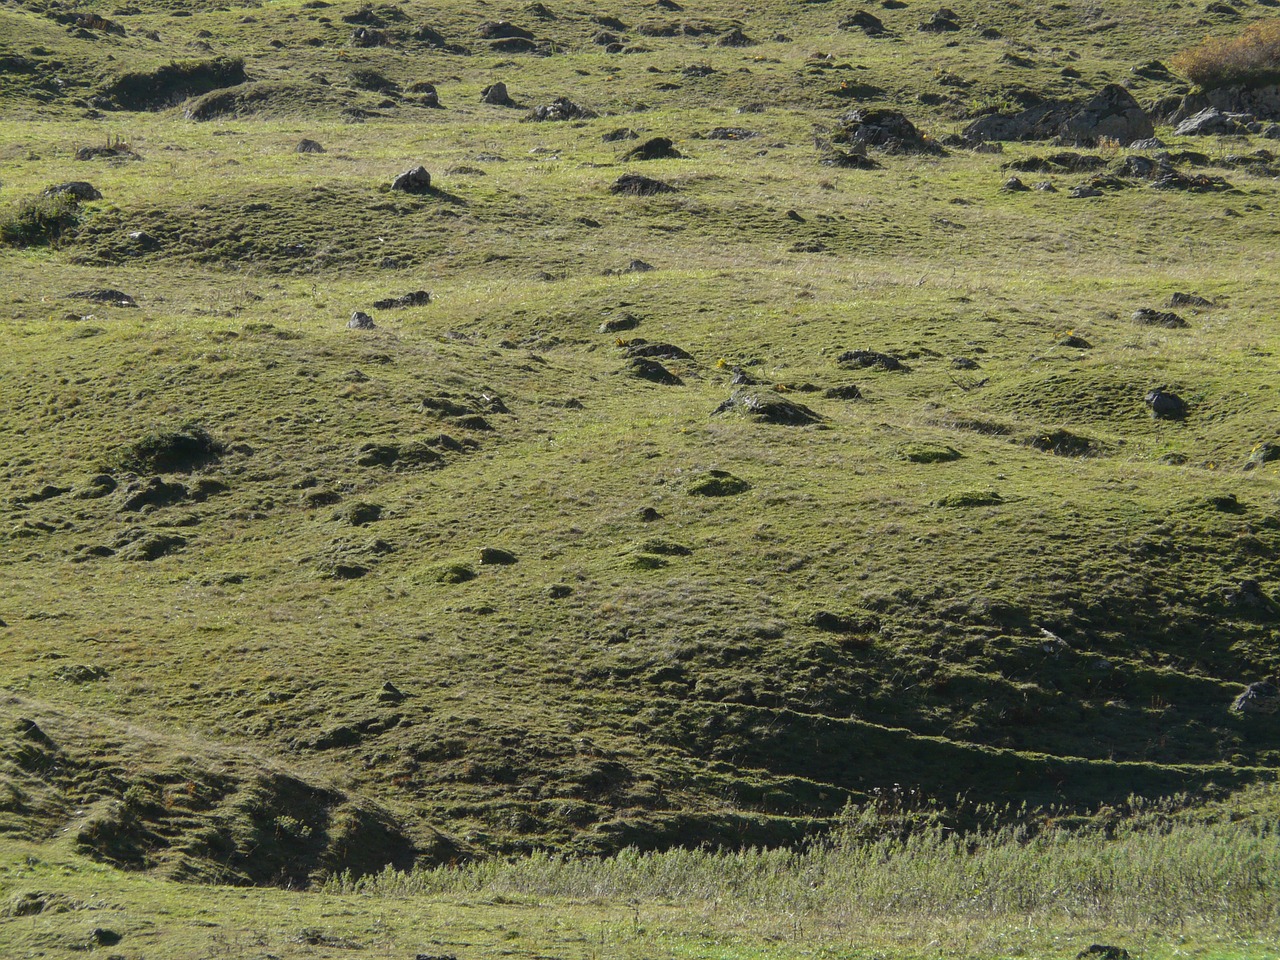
[1,0,1279,883]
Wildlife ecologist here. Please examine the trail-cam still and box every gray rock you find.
[1069,185,1103,198]
[481,82,515,106]
[965,84,1153,145]
[1145,387,1186,420]
[1002,176,1030,191]
[1232,682,1280,715]
[348,311,377,330]
[296,138,325,153]
[1133,308,1188,328]
[43,181,102,201]
[391,165,432,194]
[1174,107,1251,137]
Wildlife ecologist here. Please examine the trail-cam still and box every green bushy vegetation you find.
[0,192,80,247]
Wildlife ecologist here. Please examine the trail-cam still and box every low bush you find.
[0,193,80,247]
[1171,19,1280,90]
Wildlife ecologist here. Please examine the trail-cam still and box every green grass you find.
[2,0,1280,952]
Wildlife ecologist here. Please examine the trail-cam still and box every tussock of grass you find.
[0,193,80,247]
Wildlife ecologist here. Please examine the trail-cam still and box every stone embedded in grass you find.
[629,358,683,385]
[1168,292,1214,308]
[481,82,516,106]
[119,533,187,561]
[1175,107,1250,137]
[480,546,517,565]
[478,20,533,39]
[714,389,824,425]
[1245,441,1280,470]
[432,561,476,583]
[527,97,597,121]
[118,478,186,514]
[1027,429,1095,457]
[935,489,1003,507]
[716,26,755,46]
[824,384,864,400]
[1145,387,1187,420]
[42,181,102,201]
[602,127,639,142]
[837,349,905,371]
[67,288,136,307]
[1132,308,1188,329]
[599,313,640,333]
[1076,946,1132,960]
[686,470,750,497]
[834,108,943,155]
[840,10,888,35]
[898,442,961,463]
[348,310,376,330]
[623,137,684,161]
[1002,176,1030,192]
[53,664,109,683]
[390,166,432,194]
[295,138,325,153]
[821,150,881,169]
[919,8,961,31]
[611,173,677,195]
[1060,334,1093,348]
[121,425,224,473]
[372,290,431,309]
[333,501,383,526]
[624,340,693,361]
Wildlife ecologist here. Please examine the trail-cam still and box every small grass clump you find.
[0,193,80,247]
[1171,19,1280,89]
[119,424,225,473]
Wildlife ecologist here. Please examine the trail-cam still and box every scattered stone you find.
[1077,947,1130,960]
[837,349,905,371]
[821,150,881,169]
[840,10,888,35]
[701,127,757,140]
[1145,386,1186,420]
[391,165,432,194]
[1132,308,1188,329]
[1003,176,1030,192]
[713,389,824,425]
[1232,682,1280,714]
[834,108,943,155]
[611,173,677,195]
[965,84,1154,145]
[53,664,109,683]
[411,82,442,107]
[603,127,639,142]
[686,469,750,496]
[1061,334,1092,348]
[333,501,383,526]
[377,681,407,703]
[716,26,755,46]
[120,533,187,561]
[623,136,684,160]
[66,288,137,307]
[599,314,640,333]
[824,384,864,400]
[75,142,139,161]
[1069,185,1103,198]
[480,546,518,565]
[88,929,123,948]
[490,36,539,52]
[528,96,597,121]
[919,7,960,31]
[295,138,326,154]
[481,82,515,106]
[372,291,431,309]
[625,340,693,360]
[605,259,655,275]
[547,584,573,598]
[128,230,160,249]
[1028,429,1095,456]
[1175,107,1250,137]
[1150,170,1232,192]
[349,311,377,330]
[45,182,102,203]
[629,358,683,384]
[478,20,533,39]
[120,477,188,512]
[1245,441,1280,470]
[350,26,389,46]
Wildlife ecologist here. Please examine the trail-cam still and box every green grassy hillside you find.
[2,0,1279,914]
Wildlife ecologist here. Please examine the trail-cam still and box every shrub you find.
[0,193,80,247]
[1170,19,1280,90]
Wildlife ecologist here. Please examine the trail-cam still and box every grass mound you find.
[119,425,225,474]
[0,193,80,247]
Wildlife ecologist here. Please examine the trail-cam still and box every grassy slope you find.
[1,0,1279,909]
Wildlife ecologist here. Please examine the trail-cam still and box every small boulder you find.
[1145,387,1186,420]
[837,349,905,371]
[1002,176,1030,191]
[1132,308,1188,329]
[611,173,677,195]
[348,311,377,329]
[840,10,888,35]
[622,137,684,160]
[481,82,515,106]
[713,389,824,425]
[479,546,518,565]
[1231,682,1279,714]
[919,8,961,31]
[296,139,325,153]
[1175,108,1250,137]
[391,165,432,194]
[43,181,102,201]
[716,26,755,46]
[629,358,683,384]
[528,96,597,121]
[478,20,533,39]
